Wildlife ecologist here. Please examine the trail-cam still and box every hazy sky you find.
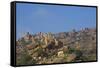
[16,3,96,39]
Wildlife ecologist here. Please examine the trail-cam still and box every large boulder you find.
[57,51,64,58]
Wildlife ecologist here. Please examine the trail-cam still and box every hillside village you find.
[16,28,97,65]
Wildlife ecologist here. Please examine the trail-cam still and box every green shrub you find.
[16,53,33,65]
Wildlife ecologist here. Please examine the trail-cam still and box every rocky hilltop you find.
[16,28,97,65]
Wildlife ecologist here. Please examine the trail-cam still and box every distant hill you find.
[16,28,97,65]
